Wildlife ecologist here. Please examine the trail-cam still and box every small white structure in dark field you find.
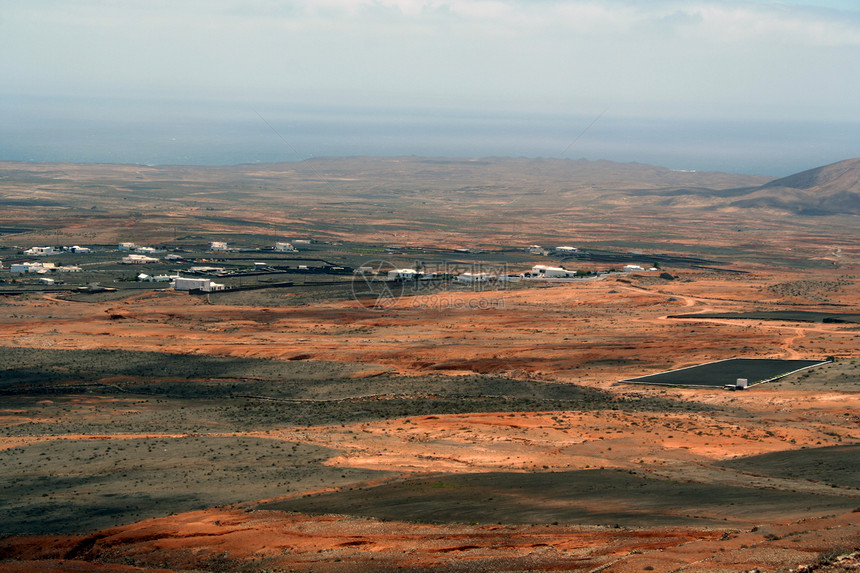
[24,246,55,256]
[355,266,374,274]
[555,246,578,253]
[458,272,494,283]
[624,264,644,272]
[529,265,573,278]
[174,277,225,292]
[118,242,136,251]
[10,262,51,273]
[122,254,159,264]
[209,241,228,251]
[275,242,296,252]
[388,269,419,280]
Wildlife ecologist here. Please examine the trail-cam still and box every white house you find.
[10,262,47,273]
[530,265,573,278]
[122,254,159,264]
[209,241,228,251]
[623,264,644,272]
[10,263,32,273]
[274,242,296,252]
[458,272,494,283]
[67,246,91,254]
[526,245,544,254]
[388,269,418,280]
[118,242,136,251]
[24,246,55,256]
[137,273,153,282]
[135,246,158,255]
[39,277,55,285]
[174,277,225,292]
[293,239,311,245]
[555,246,578,253]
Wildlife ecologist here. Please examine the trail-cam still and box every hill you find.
[729,158,860,215]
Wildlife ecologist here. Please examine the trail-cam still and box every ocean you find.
[1,95,857,177]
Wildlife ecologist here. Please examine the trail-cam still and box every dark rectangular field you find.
[622,358,828,388]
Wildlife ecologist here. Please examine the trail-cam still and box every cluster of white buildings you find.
[24,245,92,256]
[377,262,658,284]
[9,262,82,274]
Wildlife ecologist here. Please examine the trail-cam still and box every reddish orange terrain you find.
[0,159,859,572]
[1,265,859,572]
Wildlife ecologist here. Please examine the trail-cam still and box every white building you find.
[137,273,153,282]
[135,246,158,255]
[122,254,159,264]
[274,242,296,252]
[10,262,51,273]
[530,265,573,278]
[118,242,136,251]
[388,269,419,280]
[458,272,494,283]
[56,265,82,273]
[24,246,55,256]
[39,277,55,285]
[293,239,311,245]
[174,277,225,292]
[210,241,228,251]
[189,266,225,274]
[526,245,544,254]
[355,266,374,274]
[623,264,644,272]
[67,246,91,254]
[555,246,578,253]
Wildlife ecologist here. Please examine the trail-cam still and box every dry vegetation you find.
[0,158,859,572]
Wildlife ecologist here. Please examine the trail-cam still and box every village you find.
[0,239,665,296]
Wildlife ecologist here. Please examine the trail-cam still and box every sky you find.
[2,0,859,174]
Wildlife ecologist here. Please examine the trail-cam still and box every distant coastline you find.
[1,96,858,176]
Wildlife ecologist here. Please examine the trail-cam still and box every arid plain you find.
[0,157,858,572]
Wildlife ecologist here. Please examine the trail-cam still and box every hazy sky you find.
[2,1,859,172]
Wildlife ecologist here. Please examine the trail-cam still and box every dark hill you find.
[761,158,860,192]
[730,158,860,215]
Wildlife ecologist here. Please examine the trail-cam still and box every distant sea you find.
[2,95,858,176]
